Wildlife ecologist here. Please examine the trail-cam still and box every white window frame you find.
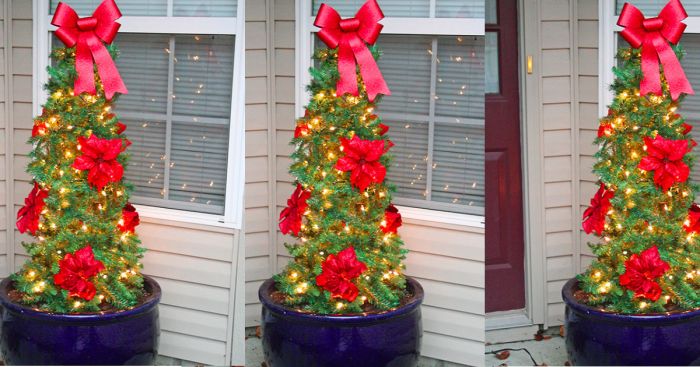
[32,0,246,230]
[295,0,485,228]
[599,2,700,117]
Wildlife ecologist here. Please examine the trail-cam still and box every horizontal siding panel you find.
[541,21,570,49]
[578,76,598,103]
[541,49,570,77]
[245,181,268,208]
[246,256,270,282]
[245,207,270,233]
[416,277,483,315]
[540,0,569,21]
[544,181,571,208]
[246,156,269,183]
[275,103,295,128]
[422,332,481,367]
[546,255,575,281]
[547,301,566,326]
[246,280,264,305]
[578,20,598,48]
[578,48,598,76]
[159,304,228,341]
[544,156,572,182]
[246,303,261,327]
[400,221,483,261]
[138,223,234,261]
[141,250,230,288]
[543,130,572,156]
[159,330,227,366]
[246,103,268,131]
[546,231,573,258]
[545,206,572,233]
[150,276,229,315]
[246,232,269,258]
[246,130,268,157]
[547,279,568,304]
[404,252,483,288]
[423,305,483,341]
[542,103,572,131]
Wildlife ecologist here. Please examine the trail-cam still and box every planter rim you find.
[562,277,700,322]
[259,276,423,324]
[0,274,161,323]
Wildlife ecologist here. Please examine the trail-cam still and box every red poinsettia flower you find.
[681,123,697,148]
[32,122,48,137]
[381,204,402,234]
[638,135,690,191]
[335,136,387,192]
[294,124,310,138]
[315,247,367,302]
[118,203,140,233]
[53,246,105,301]
[16,182,49,235]
[582,183,614,235]
[72,134,124,190]
[114,122,132,149]
[378,123,389,136]
[619,246,670,302]
[279,184,311,235]
[684,203,700,233]
[597,122,614,138]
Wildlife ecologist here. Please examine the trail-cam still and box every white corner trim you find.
[599,0,616,118]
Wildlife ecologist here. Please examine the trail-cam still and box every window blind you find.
[376,35,485,214]
[50,0,237,17]
[311,0,483,18]
[615,0,700,16]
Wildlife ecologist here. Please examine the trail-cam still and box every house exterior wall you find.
[244,1,486,365]
[9,1,246,365]
[529,0,599,327]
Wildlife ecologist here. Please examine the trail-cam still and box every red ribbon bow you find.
[314,0,390,102]
[618,0,693,100]
[52,0,128,100]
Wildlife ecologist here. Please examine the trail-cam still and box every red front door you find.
[485,0,526,312]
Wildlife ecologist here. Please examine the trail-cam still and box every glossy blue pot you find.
[563,278,700,366]
[0,275,161,365]
[259,276,424,367]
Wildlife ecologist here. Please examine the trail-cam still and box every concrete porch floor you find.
[245,328,468,367]
[485,329,568,367]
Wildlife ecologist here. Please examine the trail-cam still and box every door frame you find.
[486,0,546,337]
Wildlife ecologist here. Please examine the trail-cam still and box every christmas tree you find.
[580,0,700,313]
[274,0,408,314]
[12,0,144,313]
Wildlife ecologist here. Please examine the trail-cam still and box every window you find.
[601,1,700,189]
[298,0,485,217]
[35,0,245,227]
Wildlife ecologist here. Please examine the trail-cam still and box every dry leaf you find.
[256,326,262,338]
[542,335,552,340]
[496,350,510,360]
[559,325,566,337]
[565,361,572,366]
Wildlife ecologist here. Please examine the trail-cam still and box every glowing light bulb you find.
[336,302,344,310]
[73,301,81,308]
[291,272,299,279]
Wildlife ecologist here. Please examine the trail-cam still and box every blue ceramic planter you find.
[0,275,161,365]
[563,278,700,366]
[259,276,424,367]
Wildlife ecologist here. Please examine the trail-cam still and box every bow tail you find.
[336,38,360,98]
[348,35,390,102]
[74,33,98,96]
[640,39,663,98]
[652,35,694,100]
[87,35,128,100]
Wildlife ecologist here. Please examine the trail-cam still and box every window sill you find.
[134,204,239,233]
[396,205,485,229]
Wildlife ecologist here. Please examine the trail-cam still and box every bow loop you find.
[313,0,390,101]
[617,0,693,100]
[51,0,127,100]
